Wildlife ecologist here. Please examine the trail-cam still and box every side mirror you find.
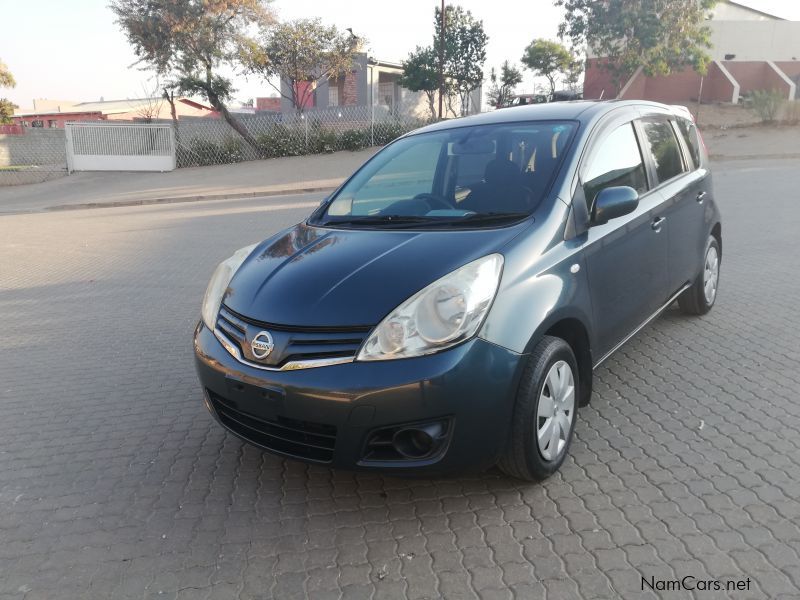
[592,186,639,225]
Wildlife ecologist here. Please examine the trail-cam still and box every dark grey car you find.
[195,100,721,480]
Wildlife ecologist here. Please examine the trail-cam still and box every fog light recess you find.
[360,418,452,464]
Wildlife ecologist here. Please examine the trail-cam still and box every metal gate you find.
[65,122,175,172]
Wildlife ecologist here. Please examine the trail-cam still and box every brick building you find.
[584,0,800,104]
[277,52,481,117]
[12,97,215,129]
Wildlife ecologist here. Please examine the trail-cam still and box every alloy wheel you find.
[536,360,575,461]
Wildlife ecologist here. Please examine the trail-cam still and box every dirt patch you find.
[693,101,800,130]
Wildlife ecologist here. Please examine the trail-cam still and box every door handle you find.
[651,216,666,232]
[696,191,707,203]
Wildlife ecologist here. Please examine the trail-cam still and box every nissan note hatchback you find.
[194,101,721,481]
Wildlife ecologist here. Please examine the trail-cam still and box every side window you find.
[676,118,702,169]
[640,119,686,184]
[582,123,648,209]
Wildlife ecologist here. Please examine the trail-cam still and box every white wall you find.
[709,21,800,60]
[710,1,778,21]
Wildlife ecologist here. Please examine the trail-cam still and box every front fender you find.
[479,234,594,356]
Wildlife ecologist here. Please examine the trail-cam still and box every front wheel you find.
[679,235,720,315]
[498,336,579,481]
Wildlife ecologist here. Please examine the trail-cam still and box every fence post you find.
[169,124,177,170]
[303,115,308,150]
[64,123,74,173]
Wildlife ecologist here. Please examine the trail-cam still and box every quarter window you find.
[582,123,648,208]
[676,118,702,169]
[641,119,686,184]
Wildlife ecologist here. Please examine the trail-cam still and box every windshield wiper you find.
[453,212,530,225]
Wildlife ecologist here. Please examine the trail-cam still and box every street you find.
[1,158,800,599]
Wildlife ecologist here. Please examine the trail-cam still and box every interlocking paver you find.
[1,160,800,598]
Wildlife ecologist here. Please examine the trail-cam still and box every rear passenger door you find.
[637,115,707,293]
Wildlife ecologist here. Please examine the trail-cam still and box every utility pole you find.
[438,0,445,120]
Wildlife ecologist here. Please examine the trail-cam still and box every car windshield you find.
[314,120,577,228]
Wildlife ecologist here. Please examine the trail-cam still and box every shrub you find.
[745,89,785,123]
[338,128,371,151]
[307,128,339,154]
[256,125,306,158]
[177,138,244,167]
[373,121,413,145]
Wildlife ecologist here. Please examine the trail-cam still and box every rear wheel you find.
[679,235,720,315]
[498,336,578,481]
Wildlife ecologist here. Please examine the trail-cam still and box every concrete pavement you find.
[2,160,800,598]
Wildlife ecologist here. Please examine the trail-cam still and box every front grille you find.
[216,305,371,368]
[207,390,337,462]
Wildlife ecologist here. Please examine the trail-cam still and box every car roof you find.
[409,100,684,136]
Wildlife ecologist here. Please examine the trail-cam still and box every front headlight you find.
[357,254,504,361]
[200,243,258,329]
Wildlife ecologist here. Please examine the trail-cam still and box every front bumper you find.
[194,322,526,474]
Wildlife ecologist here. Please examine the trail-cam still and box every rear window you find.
[640,119,686,184]
[319,120,577,227]
[676,118,702,169]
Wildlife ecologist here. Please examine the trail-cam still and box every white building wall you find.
[709,21,800,60]
[709,1,779,21]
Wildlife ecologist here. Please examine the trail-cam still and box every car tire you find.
[498,336,579,482]
[678,235,720,316]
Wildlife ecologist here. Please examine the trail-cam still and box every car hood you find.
[223,221,527,327]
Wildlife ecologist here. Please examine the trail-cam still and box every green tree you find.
[521,39,573,96]
[0,59,16,125]
[435,5,488,117]
[563,56,584,92]
[110,0,274,154]
[398,46,439,120]
[0,99,17,124]
[239,18,361,114]
[487,61,523,108]
[0,59,15,89]
[556,0,717,90]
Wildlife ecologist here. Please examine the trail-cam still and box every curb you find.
[709,153,800,161]
[43,184,341,212]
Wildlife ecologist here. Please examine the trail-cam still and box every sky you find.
[2,0,800,110]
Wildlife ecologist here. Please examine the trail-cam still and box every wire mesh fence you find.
[0,128,68,186]
[0,96,444,185]
[175,99,435,168]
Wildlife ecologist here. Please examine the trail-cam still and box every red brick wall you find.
[723,61,791,97]
[0,124,24,134]
[644,67,703,103]
[587,58,766,104]
[704,62,737,103]
[256,97,281,111]
[342,71,358,106]
[583,58,621,100]
[775,62,800,83]
[619,70,646,100]
[293,82,315,109]
[12,112,105,128]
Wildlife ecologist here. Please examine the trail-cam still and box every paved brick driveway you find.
[1,160,799,599]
